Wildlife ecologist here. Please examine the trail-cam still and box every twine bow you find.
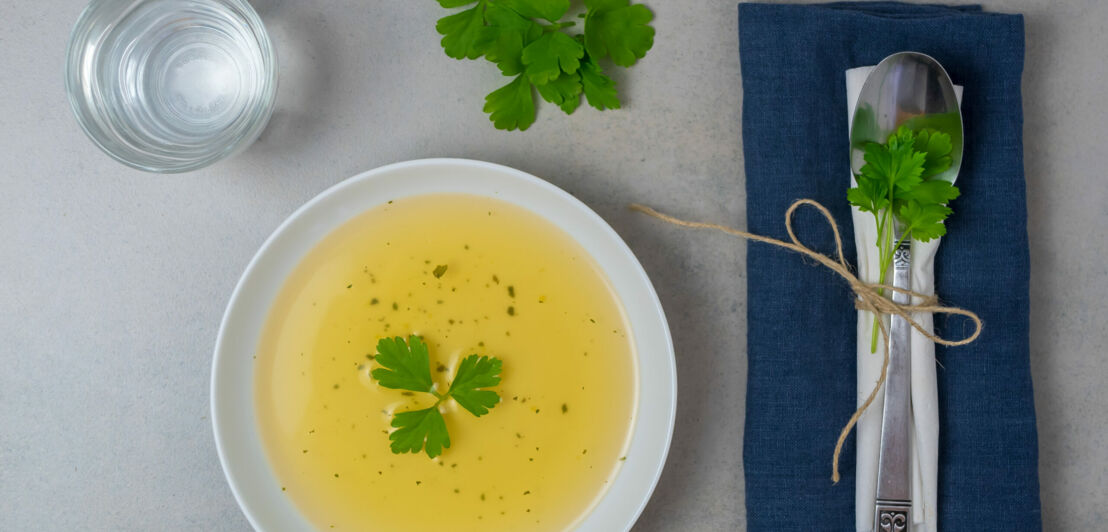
[630,198,982,483]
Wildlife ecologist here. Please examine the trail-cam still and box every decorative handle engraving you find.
[893,244,911,268]
[878,508,908,532]
[875,499,911,532]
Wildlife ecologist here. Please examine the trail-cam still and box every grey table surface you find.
[2,1,1106,530]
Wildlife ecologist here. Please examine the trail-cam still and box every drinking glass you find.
[65,0,278,173]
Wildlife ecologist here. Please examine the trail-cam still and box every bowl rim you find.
[64,0,279,173]
[211,158,677,531]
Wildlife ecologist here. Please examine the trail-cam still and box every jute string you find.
[630,199,982,483]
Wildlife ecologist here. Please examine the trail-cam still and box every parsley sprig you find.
[435,0,655,130]
[847,126,959,352]
[370,335,503,458]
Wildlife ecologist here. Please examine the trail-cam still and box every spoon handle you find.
[874,234,913,531]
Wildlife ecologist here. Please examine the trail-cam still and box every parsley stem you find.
[870,215,916,352]
[869,208,895,353]
[874,212,885,247]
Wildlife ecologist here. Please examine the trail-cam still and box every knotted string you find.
[630,198,982,483]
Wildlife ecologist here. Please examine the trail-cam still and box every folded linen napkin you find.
[739,3,1040,530]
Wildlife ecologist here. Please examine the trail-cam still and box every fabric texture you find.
[738,3,1040,531]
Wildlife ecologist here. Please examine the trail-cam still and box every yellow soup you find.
[255,194,638,531]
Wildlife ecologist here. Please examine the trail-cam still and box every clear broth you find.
[254,194,638,531]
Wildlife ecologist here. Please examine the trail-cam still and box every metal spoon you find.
[850,51,963,532]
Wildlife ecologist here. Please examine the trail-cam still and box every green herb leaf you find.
[898,200,952,242]
[584,0,655,67]
[847,173,889,214]
[433,264,448,278]
[901,179,960,205]
[496,0,570,22]
[432,0,653,130]
[536,71,583,114]
[368,336,504,458]
[482,4,536,32]
[389,407,451,458]
[580,58,621,110]
[483,74,536,131]
[522,31,585,85]
[478,5,542,76]
[912,129,953,178]
[887,129,928,193]
[860,136,926,193]
[900,112,963,155]
[436,3,488,60]
[448,355,503,417]
[370,335,434,393]
[483,30,526,75]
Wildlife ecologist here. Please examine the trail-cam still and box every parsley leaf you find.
[580,57,621,110]
[496,0,570,22]
[885,128,927,192]
[846,172,889,214]
[448,355,503,416]
[368,336,504,458]
[584,0,655,67]
[898,200,952,242]
[483,74,536,131]
[913,128,953,178]
[370,335,434,393]
[522,31,584,85]
[478,5,541,76]
[859,133,925,194]
[389,407,451,458]
[536,70,583,114]
[901,179,960,205]
[436,3,488,60]
[433,0,653,130]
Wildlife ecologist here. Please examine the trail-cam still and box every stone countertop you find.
[1,1,1104,530]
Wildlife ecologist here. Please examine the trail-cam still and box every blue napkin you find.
[739,3,1040,530]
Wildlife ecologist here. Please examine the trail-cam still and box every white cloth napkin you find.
[846,66,963,532]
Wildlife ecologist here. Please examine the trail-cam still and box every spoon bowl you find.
[850,52,963,184]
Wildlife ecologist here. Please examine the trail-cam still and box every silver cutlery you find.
[851,51,964,532]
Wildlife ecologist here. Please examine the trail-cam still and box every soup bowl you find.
[211,159,676,531]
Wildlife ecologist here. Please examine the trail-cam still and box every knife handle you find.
[875,498,911,532]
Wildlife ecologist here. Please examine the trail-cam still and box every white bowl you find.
[211,159,676,531]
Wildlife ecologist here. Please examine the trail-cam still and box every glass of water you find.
[65,0,278,173]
